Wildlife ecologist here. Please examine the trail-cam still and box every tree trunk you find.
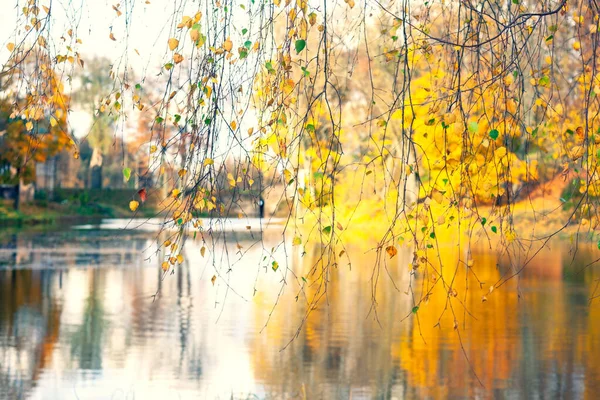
[13,167,20,211]
[90,148,103,189]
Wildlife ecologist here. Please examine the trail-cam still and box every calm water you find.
[1,220,599,399]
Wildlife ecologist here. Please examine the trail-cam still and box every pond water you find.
[1,220,600,399]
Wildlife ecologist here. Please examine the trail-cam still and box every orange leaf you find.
[138,188,147,202]
[385,246,397,258]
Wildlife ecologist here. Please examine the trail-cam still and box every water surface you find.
[1,220,599,399]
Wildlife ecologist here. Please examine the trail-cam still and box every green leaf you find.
[468,121,479,133]
[135,83,142,90]
[295,39,306,54]
[174,114,181,123]
[301,276,307,283]
[481,217,487,226]
[538,75,550,86]
[242,28,248,35]
[429,232,436,239]
[597,240,600,250]
[491,226,498,233]
[412,306,419,314]
[489,129,499,140]
[244,40,252,48]
[265,61,275,73]
[123,167,131,182]
[305,124,315,132]
[301,66,310,77]
[322,226,332,235]
[272,261,279,271]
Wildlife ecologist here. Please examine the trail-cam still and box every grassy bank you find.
[0,188,160,226]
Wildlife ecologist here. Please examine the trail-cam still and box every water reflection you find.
[0,224,599,399]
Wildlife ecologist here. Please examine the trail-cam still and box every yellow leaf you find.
[150,145,157,154]
[573,41,581,51]
[173,53,184,64]
[178,169,187,177]
[162,261,170,271]
[569,145,585,161]
[172,188,181,198]
[203,158,214,166]
[129,200,139,211]
[247,127,254,136]
[164,240,172,247]
[26,121,33,131]
[177,15,192,29]
[109,32,116,41]
[386,246,398,258]
[230,120,237,130]
[168,38,179,51]
[49,116,57,127]
[200,246,206,257]
[211,275,216,285]
[223,37,233,52]
[292,236,302,246]
[177,254,184,264]
[248,179,254,186]
[431,189,444,204]
[6,42,15,52]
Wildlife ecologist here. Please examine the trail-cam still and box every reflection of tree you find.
[0,268,62,399]
[69,270,107,371]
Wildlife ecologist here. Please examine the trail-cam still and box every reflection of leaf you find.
[386,246,398,258]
